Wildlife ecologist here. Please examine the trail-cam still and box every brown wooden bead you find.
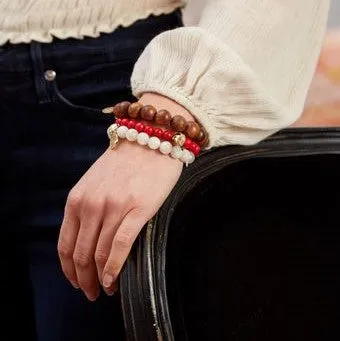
[155,109,172,126]
[140,105,157,121]
[195,129,206,143]
[171,115,187,132]
[185,122,201,139]
[200,137,209,148]
[113,101,131,118]
[192,126,208,147]
[197,129,209,147]
[128,102,143,118]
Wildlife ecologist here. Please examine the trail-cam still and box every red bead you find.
[116,118,122,125]
[153,128,163,138]
[121,118,129,126]
[183,138,193,150]
[144,126,154,136]
[163,130,174,141]
[127,119,137,129]
[191,143,201,156]
[135,122,145,133]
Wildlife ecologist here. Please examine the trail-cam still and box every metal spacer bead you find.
[172,133,186,147]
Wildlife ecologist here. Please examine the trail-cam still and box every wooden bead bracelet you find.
[102,101,208,148]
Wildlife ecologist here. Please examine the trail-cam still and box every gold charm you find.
[102,106,114,114]
[107,124,120,149]
[109,132,119,149]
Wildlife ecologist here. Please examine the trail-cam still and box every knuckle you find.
[114,231,134,249]
[84,198,105,215]
[57,242,73,260]
[106,196,124,209]
[127,193,138,205]
[94,250,109,265]
[67,189,83,210]
[73,252,92,269]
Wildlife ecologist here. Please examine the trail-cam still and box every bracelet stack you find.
[103,101,208,166]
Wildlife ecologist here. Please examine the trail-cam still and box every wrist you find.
[103,93,208,161]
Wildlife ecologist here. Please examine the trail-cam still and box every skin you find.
[57,93,194,300]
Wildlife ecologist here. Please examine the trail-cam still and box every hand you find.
[58,141,182,300]
[57,93,193,301]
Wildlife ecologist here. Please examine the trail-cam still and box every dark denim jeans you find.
[0,11,183,341]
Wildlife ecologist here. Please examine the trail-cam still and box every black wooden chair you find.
[121,127,340,341]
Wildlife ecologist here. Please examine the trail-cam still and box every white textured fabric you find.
[0,0,330,147]
[132,0,330,147]
[0,0,185,45]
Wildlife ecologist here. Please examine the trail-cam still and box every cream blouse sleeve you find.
[131,0,330,147]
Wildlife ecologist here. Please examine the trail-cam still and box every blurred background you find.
[183,0,340,27]
[183,0,340,126]
[329,0,340,26]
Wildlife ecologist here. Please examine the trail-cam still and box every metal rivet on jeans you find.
[44,69,56,81]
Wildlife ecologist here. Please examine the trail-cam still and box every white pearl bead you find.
[170,146,183,159]
[159,141,173,155]
[180,149,195,165]
[117,126,129,139]
[148,136,161,150]
[137,132,150,146]
[188,152,195,164]
[126,129,138,142]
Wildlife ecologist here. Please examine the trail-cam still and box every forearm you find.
[131,0,330,148]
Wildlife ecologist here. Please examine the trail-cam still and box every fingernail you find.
[71,281,79,289]
[84,290,99,302]
[86,294,98,302]
[104,282,117,296]
[103,273,114,288]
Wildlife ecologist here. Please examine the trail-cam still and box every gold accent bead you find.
[172,133,186,147]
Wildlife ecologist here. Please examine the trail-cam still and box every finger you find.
[58,199,81,289]
[95,215,120,286]
[104,280,119,297]
[73,214,102,301]
[102,210,147,290]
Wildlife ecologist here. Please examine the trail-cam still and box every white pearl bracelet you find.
[107,124,195,165]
